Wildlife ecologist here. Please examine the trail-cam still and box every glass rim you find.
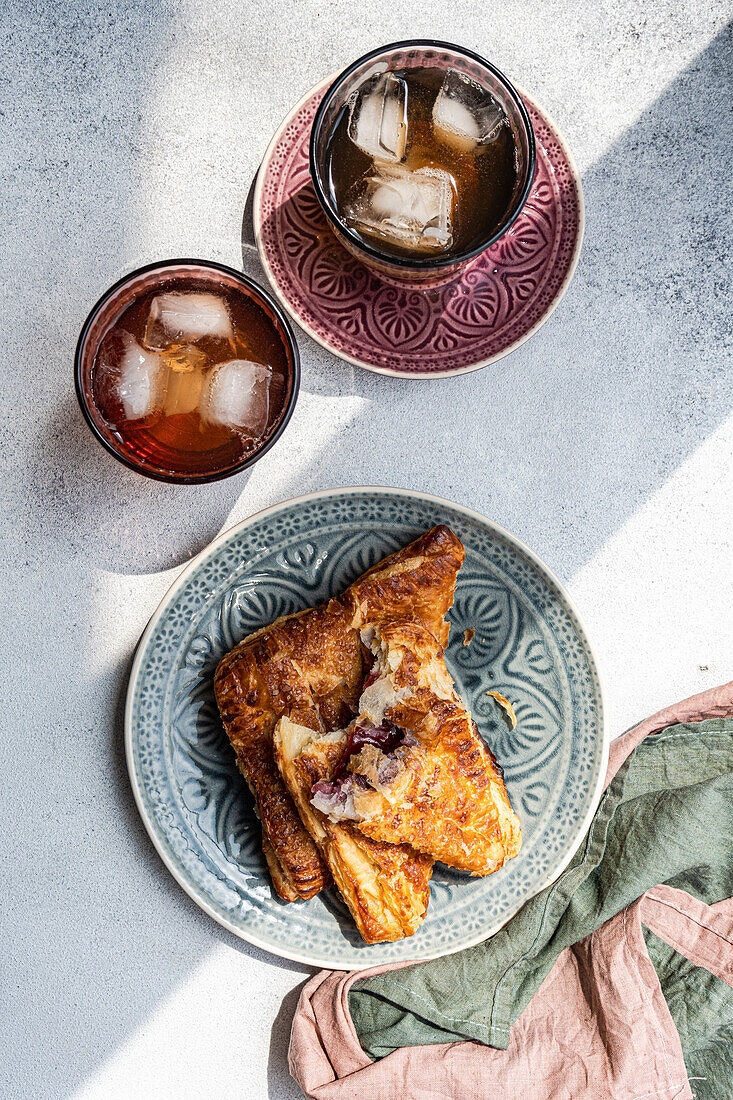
[309,38,537,271]
[74,258,301,485]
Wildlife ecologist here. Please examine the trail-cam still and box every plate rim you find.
[125,486,607,969]
[253,78,586,380]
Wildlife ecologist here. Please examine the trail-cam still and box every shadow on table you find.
[241,170,258,253]
[32,397,251,574]
[236,25,732,586]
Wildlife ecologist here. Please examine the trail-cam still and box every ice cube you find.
[144,291,234,350]
[344,164,454,252]
[95,331,166,425]
[199,360,271,437]
[165,345,207,374]
[432,70,505,154]
[162,347,207,416]
[348,73,408,163]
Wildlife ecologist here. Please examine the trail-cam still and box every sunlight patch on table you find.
[569,412,733,736]
[69,945,286,1100]
[215,390,371,537]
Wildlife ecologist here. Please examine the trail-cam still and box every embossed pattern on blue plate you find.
[126,489,606,968]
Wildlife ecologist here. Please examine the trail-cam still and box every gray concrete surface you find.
[1,2,731,1098]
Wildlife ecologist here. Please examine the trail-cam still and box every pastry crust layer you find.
[315,620,523,876]
[274,718,432,943]
[214,526,465,900]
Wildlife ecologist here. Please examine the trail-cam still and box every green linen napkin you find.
[350,719,733,1070]
[643,926,733,1100]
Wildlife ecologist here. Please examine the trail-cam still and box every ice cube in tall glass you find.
[432,70,504,154]
[343,164,454,252]
[199,360,271,438]
[162,347,207,416]
[347,72,408,163]
[144,291,234,351]
[95,331,166,426]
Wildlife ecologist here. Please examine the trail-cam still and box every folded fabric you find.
[289,681,733,1100]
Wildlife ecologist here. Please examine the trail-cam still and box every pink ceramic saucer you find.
[254,77,584,379]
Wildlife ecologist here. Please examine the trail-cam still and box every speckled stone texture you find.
[0,3,731,1099]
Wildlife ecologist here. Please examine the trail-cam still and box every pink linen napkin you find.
[289,681,733,1100]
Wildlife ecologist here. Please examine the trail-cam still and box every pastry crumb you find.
[486,691,517,730]
[462,628,475,646]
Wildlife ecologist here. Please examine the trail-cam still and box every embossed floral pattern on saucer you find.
[126,489,606,969]
[254,81,584,377]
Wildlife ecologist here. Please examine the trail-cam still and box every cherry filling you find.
[310,721,419,818]
[362,665,379,690]
[332,720,403,781]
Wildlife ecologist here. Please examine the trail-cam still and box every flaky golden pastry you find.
[274,718,432,943]
[308,620,522,876]
[214,526,465,900]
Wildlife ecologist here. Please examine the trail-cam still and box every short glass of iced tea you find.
[75,260,300,482]
[310,41,536,278]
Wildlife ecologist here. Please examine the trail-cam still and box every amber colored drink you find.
[89,276,290,479]
[325,66,518,261]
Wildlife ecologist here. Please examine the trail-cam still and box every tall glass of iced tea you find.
[310,41,536,278]
[75,260,300,482]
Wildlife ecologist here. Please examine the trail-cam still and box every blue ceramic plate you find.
[126,488,606,969]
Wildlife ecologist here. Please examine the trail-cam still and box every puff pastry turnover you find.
[274,718,433,943]
[214,526,465,900]
[304,619,522,876]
